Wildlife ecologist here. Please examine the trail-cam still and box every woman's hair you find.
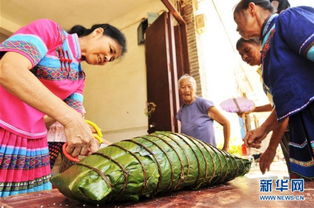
[234,0,274,14]
[178,74,197,90]
[68,24,127,55]
[236,38,260,50]
[270,0,290,13]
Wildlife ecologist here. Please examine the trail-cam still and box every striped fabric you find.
[64,93,84,113]
[48,142,64,169]
[0,128,52,197]
[288,102,314,180]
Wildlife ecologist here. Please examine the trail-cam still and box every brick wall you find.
[179,0,202,96]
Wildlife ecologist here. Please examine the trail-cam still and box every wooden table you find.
[1,177,313,208]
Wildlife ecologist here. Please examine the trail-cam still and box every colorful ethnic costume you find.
[261,7,314,179]
[0,19,85,196]
[256,67,290,174]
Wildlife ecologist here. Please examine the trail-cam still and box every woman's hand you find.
[243,126,268,148]
[259,117,288,174]
[259,147,277,174]
[62,111,99,157]
[0,52,100,157]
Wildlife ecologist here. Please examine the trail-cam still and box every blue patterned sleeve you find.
[64,93,84,113]
[64,81,85,113]
[0,19,62,67]
[278,7,314,60]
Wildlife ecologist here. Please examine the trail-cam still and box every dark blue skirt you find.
[288,102,314,180]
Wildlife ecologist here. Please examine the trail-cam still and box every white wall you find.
[0,16,20,35]
[83,1,166,143]
[0,16,19,42]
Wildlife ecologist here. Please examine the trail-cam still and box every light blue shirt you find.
[176,97,215,145]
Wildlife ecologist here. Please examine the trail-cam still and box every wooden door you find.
[145,12,189,133]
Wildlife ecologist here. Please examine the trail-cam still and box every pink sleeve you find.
[0,19,63,67]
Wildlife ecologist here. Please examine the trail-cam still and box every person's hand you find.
[236,106,255,118]
[90,138,100,152]
[236,111,246,118]
[243,126,268,148]
[259,147,277,174]
[62,111,99,157]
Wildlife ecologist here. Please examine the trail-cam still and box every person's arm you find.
[259,117,289,174]
[244,109,278,148]
[208,107,230,151]
[44,115,56,128]
[253,104,273,112]
[237,104,272,118]
[0,52,98,157]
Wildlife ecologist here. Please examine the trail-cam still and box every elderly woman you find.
[233,0,314,179]
[176,74,230,151]
[0,19,126,196]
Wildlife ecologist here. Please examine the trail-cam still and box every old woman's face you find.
[179,78,196,104]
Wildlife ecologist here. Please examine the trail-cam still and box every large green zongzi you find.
[51,131,251,204]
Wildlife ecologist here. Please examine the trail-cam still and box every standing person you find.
[176,74,230,151]
[236,38,290,174]
[233,0,314,179]
[0,18,126,196]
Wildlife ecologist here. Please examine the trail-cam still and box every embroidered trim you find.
[289,140,308,148]
[0,40,42,64]
[32,65,85,81]
[278,96,314,120]
[0,175,51,192]
[0,154,50,169]
[290,158,314,167]
[0,119,47,137]
[299,33,314,55]
[261,14,278,40]
[0,145,49,156]
[261,29,276,61]
[64,97,83,113]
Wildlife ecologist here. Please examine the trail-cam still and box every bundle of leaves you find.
[51,131,251,204]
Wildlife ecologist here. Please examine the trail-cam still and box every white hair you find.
[178,74,197,90]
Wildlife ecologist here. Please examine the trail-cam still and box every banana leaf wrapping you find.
[51,131,251,204]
